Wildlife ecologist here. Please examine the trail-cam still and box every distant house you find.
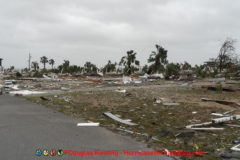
[179,69,194,80]
[204,58,218,72]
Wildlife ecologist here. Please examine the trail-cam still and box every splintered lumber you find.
[201,98,240,108]
[186,122,224,130]
[185,122,216,130]
[104,112,137,126]
[187,127,224,131]
[212,115,240,123]
[186,115,240,131]
[185,122,224,131]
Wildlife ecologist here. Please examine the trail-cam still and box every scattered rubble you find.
[4,74,239,159]
[186,114,240,131]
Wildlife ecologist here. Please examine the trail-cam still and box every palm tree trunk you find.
[128,64,131,75]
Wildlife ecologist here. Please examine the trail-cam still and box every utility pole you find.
[28,53,31,71]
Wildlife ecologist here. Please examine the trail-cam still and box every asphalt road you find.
[0,95,171,160]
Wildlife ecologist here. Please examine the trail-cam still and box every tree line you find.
[17,38,240,78]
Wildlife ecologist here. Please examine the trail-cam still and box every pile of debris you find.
[186,98,240,152]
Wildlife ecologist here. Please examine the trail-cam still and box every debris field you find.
[1,76,240,159]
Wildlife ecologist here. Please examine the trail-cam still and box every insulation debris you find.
[122,76,132,84]
[77,123,100,127]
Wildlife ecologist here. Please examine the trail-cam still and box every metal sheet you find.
[104,112,137,126]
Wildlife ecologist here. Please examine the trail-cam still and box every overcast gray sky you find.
[0,0,239,69]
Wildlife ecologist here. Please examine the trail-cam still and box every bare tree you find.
[217,38,236,72]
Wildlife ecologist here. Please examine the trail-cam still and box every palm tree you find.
[31,61,39,71]
[103,60,117,74]
[181,61,192,70]
[148,45,168,73]
[84,61,98,73]
[40,56,48,69]
[63,60,70,73]
[49,59,55,70]
[119,50,140,75]
[84,62,92,73]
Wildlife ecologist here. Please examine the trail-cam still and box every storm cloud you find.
[0,0,239,68]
